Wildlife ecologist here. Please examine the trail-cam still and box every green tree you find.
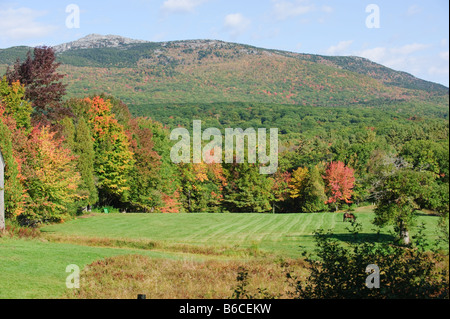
[74,117,98,209]
[137,118,182,213]
[127,117,162,212]
[373,168,437,245]
[0,76,32,130]
[178,161,225,213]
[290,229,448,299]
[223,161,274,213]
[288,165,327,212]
[303,166,328,213]
[0,108,25,219]
[85,96,134,206]
[60,116,76,150]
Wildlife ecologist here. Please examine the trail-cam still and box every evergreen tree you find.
[60,117,75,150]
[0,108,25,219]
[303,166,328,212]
[223,161,274,213]
[138,118,183,213]
[74,117,98,209]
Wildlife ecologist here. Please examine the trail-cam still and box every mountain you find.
[52,34,150,53]
[0,34,448,116]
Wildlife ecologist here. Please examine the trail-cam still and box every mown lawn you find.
[40,209,445,257]
[0,209,446,299]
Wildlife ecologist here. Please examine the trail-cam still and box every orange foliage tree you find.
[85,96,134,205]
[323,161,355,211]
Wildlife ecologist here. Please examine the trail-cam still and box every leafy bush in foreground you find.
[287,226,449,299]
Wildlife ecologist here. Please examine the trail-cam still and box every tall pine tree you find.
[0,107,25,219]
[74,117,98,209]
[222,161,273,213]
[303,165,328,213]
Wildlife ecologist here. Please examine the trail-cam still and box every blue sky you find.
[1,0,448,86]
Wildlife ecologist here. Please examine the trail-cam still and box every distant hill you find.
[52,33,150,53]
[0,34,448,111]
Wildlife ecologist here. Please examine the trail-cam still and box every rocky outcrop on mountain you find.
[52,34,149,53]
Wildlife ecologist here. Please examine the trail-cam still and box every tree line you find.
[0,46,448,245]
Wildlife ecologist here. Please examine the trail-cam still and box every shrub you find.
[287,226,449,299]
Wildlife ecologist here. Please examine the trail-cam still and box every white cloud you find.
[428,50,449,78]
[354,42,449,85]
[439,50,449,62]
[357,43,430,65]
[406,4,422,16]
[321,5,333,13]
[0,7,57,42]
[224,13,251,38]
[428,65,449,76]
[326,40,353,55]
[390,43,431,55]
[272,0,315,21]
[161,0,208,14]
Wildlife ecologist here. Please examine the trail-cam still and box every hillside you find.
[0,34,448,117]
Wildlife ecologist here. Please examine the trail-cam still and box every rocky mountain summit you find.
[52,34,149,53]
[1,34,447,99]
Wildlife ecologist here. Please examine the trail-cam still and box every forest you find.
[0,46,448,246]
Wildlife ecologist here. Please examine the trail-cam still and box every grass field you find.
[40,208,444,257]
[0,208,447,299]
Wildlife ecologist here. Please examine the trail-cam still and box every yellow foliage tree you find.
[289,166,309,199]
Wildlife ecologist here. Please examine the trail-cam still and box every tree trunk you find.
[399,220,411,245]
[188,190,191,212]
[401,229,410,245]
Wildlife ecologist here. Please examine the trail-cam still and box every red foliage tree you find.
[6,46,69,124]
[323,161,355,211]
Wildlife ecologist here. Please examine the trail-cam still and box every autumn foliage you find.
[6,46,68,125]
[1,44,448,227]
[323,161,355,210]
[84,96,134,203]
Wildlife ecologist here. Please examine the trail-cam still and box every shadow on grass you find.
[39,229,55,233]
[327,232,396,244]
[292,232,396,245]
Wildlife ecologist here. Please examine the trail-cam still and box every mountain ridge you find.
[51,34,448,93]
[0,34,448,109]
[52,33,150,53]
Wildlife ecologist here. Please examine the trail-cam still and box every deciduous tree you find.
[374,168,436,245]
[323,161,355,211]
[22,126,82,223]
[85,96,134,206]
[6,46,68,124]
[0,76,32,130]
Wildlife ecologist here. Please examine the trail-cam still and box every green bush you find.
[287,226,449,299]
